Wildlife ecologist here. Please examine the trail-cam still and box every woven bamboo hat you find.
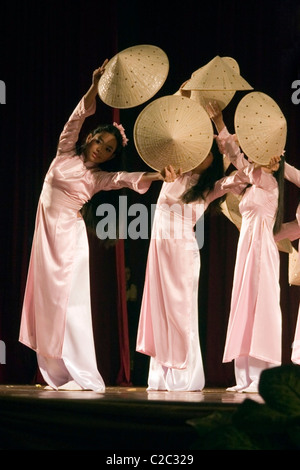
[98,45,169,109]
[189,57,241,110]
[133,95,213,172]
[234,92,287,165]
[182,55,253,92]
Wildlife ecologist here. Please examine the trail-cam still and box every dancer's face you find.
[85,132,117,164]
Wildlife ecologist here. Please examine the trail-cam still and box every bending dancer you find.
[208,101,285,393]
[136,145,245,391]
[19,61,177,392]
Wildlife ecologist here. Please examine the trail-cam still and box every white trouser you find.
[230,356,275,391]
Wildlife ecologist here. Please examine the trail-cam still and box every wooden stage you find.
[0,384,275,452]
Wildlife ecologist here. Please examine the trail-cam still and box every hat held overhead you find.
[234,91,287,165]
[98,44,169,109]
[182,55,253,92]
[190,57,243,111]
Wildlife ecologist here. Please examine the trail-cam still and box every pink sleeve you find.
[204,171,248,206]
[207,163,275,203]
[93,171,151,194]
[216,127,250,170]
[284,162,300,187]
[57,98,96,156]
[239,164,278,190]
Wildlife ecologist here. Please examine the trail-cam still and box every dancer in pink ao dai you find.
[19,65,168,392]
[217,128,284,392]
[275,163,300,364]
[136,161,244,391]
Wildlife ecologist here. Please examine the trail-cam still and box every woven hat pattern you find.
[182,56,253,91]
[134,95,213,172]
[176,57,250,110]
[98,45,169,109]
[190,57,240,110]
[234,92,287,165]
[190,89,236,111]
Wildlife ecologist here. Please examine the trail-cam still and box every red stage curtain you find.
[115,239,131,386]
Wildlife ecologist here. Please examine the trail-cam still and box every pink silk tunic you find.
[19,98,151,358]
[136,171,242,369]
[218,128,282,365]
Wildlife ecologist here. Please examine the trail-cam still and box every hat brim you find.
[190,89,236,111]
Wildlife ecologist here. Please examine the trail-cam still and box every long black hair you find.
[181,141,226,213]
[272,156,285,235]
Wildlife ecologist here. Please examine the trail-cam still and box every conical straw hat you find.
[134,95,213,172]
[189,57,240,110]
[234,91,287,165]
[98,45,169,109]
[182,55,253,91]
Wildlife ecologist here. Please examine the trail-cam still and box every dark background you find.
[0,0,299,387]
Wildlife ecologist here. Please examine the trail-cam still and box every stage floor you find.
[0,384,265,403]
[0,385,266,451]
